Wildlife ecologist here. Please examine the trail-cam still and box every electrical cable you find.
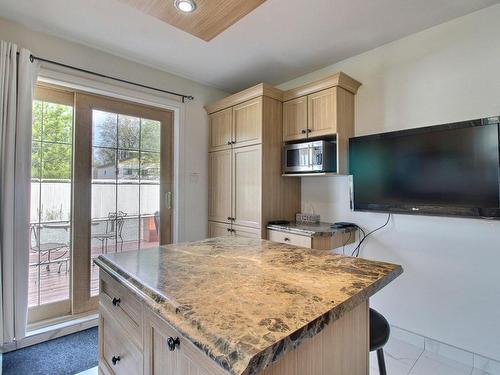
[351,213,391,257]
[341,230,352,255]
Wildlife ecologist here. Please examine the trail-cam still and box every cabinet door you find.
[232,145,261,229]
[283,97,308,141]
[307,88,337,138]
[232,224,261,239]
[144,309,227,375]
[208,221,231,238]
[208,150,232,223]
[232,97,262,147]
[209,108,232,152]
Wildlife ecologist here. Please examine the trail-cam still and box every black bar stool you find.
[370,308,390,375]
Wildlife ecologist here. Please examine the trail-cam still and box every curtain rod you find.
[17,52,194,102]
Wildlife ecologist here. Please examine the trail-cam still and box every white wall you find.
[278,4,500,361]
[0,17,228,242]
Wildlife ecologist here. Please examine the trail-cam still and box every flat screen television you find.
[349,116,500,219]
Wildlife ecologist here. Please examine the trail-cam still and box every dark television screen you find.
[349,118,500,218]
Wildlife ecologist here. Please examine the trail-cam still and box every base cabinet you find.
[267,229,355,250]
[208,221,231,237]
[99,270,228,375]
[98,268,369,375]
[208,221,260,239]
[144,309,227,375]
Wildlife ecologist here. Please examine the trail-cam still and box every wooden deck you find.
[28,240,159,307]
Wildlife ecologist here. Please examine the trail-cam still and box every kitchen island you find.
[94,237,402,375]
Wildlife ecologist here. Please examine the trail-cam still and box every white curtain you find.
[0,41,39,344]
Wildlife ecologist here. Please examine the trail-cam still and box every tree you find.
[32,101,72,180]
[32,102,162,181]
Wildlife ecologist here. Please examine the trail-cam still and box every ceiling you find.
[117,0,266,41]
[0,0,498,92]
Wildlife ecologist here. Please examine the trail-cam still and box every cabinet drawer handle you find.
[307,129,311,133]
[227,228,232,232]
[227,217,235,221]
[284,237,290,242]
[167,337,180,351]
[112,297,121,306]
[301,129,307,134]
[227,141,232,145]
[111,355,121,365]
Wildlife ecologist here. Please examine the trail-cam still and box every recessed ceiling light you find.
[174,0,197,13]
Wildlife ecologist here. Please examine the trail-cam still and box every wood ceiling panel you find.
[119,0,266,41]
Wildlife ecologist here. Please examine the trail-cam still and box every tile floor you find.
[369,337,497,375]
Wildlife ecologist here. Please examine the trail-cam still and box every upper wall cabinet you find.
[233,97,262,147]
[209,107,232,152]
[283,97,308,141]
[282,72,361,174]
[307,87,337,138]
[282,72,361,143]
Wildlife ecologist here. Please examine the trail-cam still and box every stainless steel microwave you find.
[282,140,337,174]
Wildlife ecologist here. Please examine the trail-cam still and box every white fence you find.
[31,181,160,222]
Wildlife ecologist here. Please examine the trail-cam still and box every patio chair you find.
[92,211,127,254]
[30,224,69,273]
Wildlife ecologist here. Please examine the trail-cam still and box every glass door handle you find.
[165,192,172,209]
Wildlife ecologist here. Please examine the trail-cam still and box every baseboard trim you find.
[1,313,98,353]
[391,325,500,374]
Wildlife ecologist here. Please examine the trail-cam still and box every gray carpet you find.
[3,327,98,375]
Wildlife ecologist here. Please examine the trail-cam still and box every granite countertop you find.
[267,221,357,237]
[95,237,402,375]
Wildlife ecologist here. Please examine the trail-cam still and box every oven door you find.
[283,143,313,173]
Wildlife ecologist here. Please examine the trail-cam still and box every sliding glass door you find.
[28,86,75,323]
[73,93,173,314]
[28,85,173,323]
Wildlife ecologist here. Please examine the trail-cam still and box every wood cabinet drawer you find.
[267,230,312,248]
[100,271,142,348]
[208,222,261,239]
[208,221,231,237]
[232,224,261,239]
[100,305,142,375]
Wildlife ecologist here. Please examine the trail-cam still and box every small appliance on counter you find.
[282,139,337,174]
[295,212,320,224]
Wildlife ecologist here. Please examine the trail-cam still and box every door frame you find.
[73,92,173,314]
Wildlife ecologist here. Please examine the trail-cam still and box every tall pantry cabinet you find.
[205,84,301,239]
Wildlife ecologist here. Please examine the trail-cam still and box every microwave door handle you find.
[309,146,314,168]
